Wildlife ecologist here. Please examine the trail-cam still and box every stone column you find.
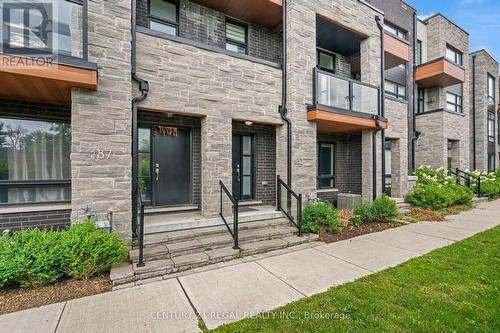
[361,129,383,201]
[390,138,408,198]
[70,0,132,242]
[201,116,232,217]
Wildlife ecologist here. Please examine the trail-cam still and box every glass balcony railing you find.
[1,0,88,64]
[314,68,380,116]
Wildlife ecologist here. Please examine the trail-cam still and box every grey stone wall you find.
[71,0,133,242]
[285,0,383,203]
[469,50,499,171]
[136,0,282,63]
[233,122,276,205]
[0,209,70,233]
[416,14,470,171]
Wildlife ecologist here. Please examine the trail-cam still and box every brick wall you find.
[137,0,282,63]
[0,209,71,233]
[233,122,276,205]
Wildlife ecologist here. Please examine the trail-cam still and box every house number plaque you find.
[91,149,113,160]
[154,125,178,137]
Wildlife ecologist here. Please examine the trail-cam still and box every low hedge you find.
[353,196,399,226]
[302,202,341,233]
[0,222,127,289]
[405,184,473,211]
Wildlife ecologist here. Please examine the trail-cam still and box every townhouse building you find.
[0,0,497,277]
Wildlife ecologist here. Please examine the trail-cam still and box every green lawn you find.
[211,226,500,333]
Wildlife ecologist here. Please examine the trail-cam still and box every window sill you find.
[317,188,339,193]
[385,95,408,104]
[416,109,466,117]
[0,202,71,214]
[136,26,282,69]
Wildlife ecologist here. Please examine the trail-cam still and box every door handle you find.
[237,164,241,182]
[155,163,160,181]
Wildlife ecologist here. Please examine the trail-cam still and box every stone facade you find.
[70,0,133,241]
[469,50,499,171]
[415,14,470,171]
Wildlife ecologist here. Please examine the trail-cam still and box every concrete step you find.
[141,217,291,247]
[112,233,319,286]
[130,223,298,262]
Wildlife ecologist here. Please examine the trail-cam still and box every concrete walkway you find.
[1,200,499,332]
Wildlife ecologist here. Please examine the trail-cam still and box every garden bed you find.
[319,221,402,243]
[0,275,111,315]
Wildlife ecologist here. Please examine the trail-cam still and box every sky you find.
[407,0,500,63]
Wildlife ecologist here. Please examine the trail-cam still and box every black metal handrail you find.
[450,168,481,196]
[276,175,302,237]
[135,185,145,267]
[219,180,239,249]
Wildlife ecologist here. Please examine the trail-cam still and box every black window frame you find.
[317,142,336,189]
[487,74,496,104]
[417,88,425,113]
[0,115,72,206]
[446,91,463,113]
[316,48,336,74]
[225,19,248,55]
[385,79,407,100]
[488,154,495,173]
[488,111,495,143]
[148,0,180,36]
[446,44,463,66]
[384,22,407,40]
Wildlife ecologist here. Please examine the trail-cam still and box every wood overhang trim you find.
[307,109,388,129]
[0,53,98,90]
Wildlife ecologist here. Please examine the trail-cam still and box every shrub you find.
[405,184,473,211]
[60,223,128,280]
[479,179,500,198]
[302,202,341,233]
[353,196,399,225]
[0,222,127,289]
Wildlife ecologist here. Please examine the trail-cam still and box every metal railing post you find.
[477,178,481,196]
[276,175,281,211]
[220,182,222,215]
[297,193,303,237]
[456,168,460,185]
[233,199,239,250]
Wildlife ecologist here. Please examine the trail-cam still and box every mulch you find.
[0,275,112,315]
[319,221,402,243]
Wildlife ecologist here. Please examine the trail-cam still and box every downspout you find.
[472,55,477,170]
[376,15,385,199]
[279,0,292,187]
[411,12,417,171]
[131,0,149,235]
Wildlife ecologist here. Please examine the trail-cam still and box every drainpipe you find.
[472,55,477,170]
[131,0,150,236]
[279,0,292,188]
[411,12,418,171]
[376,16,385,198]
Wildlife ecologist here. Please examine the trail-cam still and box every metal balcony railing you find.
[314,67,380,116]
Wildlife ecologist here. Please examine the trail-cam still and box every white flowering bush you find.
[414,166,456,187]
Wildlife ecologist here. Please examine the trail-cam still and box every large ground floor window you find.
[0,117,71,204]
[317,142,335,189]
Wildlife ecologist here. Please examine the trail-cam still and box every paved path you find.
[1,200,499,332]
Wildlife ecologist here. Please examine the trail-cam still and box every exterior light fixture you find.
[245,121,253,126]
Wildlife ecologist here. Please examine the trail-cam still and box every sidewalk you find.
[1,199,499,333]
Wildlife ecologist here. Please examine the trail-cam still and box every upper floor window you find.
[488,111,495,143]
[416,40,423,65]
[385,80,406,100]
[384,22,407,40]
[446,45,463,66]
[446,92,463,113]
[149,0,179,36]
[225,20,247,54]
[488,74,496,104]
[317,49,335,73]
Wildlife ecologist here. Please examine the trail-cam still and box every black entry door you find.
[232,134,254,200]
[153,128,191,206]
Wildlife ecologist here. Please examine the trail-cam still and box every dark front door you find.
[232,134,254,200]
[153,127,191,206]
